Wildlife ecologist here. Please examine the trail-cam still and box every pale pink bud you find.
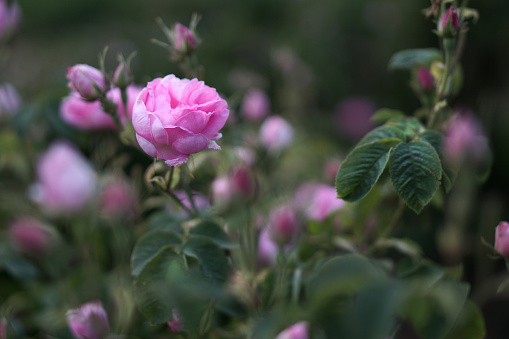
[268,205,299,246]
[8,217,54,254]
[334,97,376,140]
[259,115,294,153]
[66,301,109,339]
[234,147,256,166]
[439,6,460,37]
[241,88,270,122]
[417,67,434,91]
[112,62,131,89]
[295,183,345,222]
[0,0,21,39]
[443,113,488,166]
[99,178,138,219]
[30,142,97,213]
[211,176,233,209]
[495,222,509,257]
[173,23,197,53]
[257,227,279,267]
[231,166,256,199]
[67,64,106,101]
[276,321,309,339]
[167,309,182,333]
[0,82,21,116]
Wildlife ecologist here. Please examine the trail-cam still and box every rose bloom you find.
[61,85,142,130]
[66,301,109,339]
[495,221,509,257]
[8,217,54,254]
[30,142,97,213]
[132,74,229,166]
[241,88,270,122]
[66,64,106,101]
[276,321,309,339]
[259,115,294,153]
[295,183,345,222]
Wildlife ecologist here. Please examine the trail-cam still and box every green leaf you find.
[371,109,405,123]
[189,220,236,249]
[183,235,230,283]
[419,130,443,153]
[3,255,38,280]
[389,141,442,214]
[444,300,485,339]
[358,125,406,146]
[134,246,182,325]
[387,118,424,138]
[336,138,402,202]
[388,48,441,70]
[131,230,181,276]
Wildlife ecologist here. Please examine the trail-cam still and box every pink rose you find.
[8,217,54,254]
[276,321,309,339]
[295,183,345,222]
[60,85,142,130]
[495,221,509,257]
[259,115,294,153]
[443,113,488,166]
[417,67,434,92]
[132,74,229,166]
[268,205,299,246]
[30,142,97,213]
[66,301,109,339]
[67,64,106,101]
[439,6,460,36]
[241,88,270,122]
[173,23,197,53]
[334,97,376,140]
[99,178,138,219]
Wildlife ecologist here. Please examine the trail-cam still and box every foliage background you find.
[2,0,509,336]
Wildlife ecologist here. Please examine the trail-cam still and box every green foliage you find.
[131,230,181,276]
[388,48,442,70]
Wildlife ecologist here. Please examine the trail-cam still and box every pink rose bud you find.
[112,62,132,89]
[295,183,345,222]
[417,67,434,92]
[66,301,109,339]
[67,64,106,101]
[99,178,138,219]
[276,321,309,339]
[241,88,270,122]
[231,166,256,199]
[439,6,460,37]
[172,23,197,53]
[211,176,233,209]
[334,97,376,140]
[167,309,183,333]
[0,82,21,116]
[495,222,509,257]
[30,142,97,213]
[234,146,256,166]
[259,115,294,153]
[132,74,229,167]
[268,205,299,246]
[0,0,21,40]
[8,217,54,254]
[443,113,488,166]
[257,227,279,267]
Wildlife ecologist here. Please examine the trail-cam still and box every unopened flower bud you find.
[66,301,109,339]
[295,183,345,222]
[231,166,256,199]
[8,217,54,254]
[259,115,294,153]
[0,82,21,116]
[211,176,233,209]
[438,6,460,37]
[268,205,299,246]
[495,222,509,257]
[167,309,182,333]
[0,0,21,40]
[276,321,309,339]
[172,23,197,54]
[417,67,434,92]
[67,64,106,101]
[99,178,138,219]
[241,88,270,122]
[112,62,132,89]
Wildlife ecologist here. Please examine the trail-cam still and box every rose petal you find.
[201,109,229,139]
[174,110,209,133]
[172,134,209,154]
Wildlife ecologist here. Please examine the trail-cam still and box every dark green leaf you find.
[189,220,236,249]
[3,255,38,280]
[183,236,229,283]
[419,130,443,154]
[131,230,181,276]
[336,138,401,202]
[371,109,406,123]
[444,300,485,339]
[358,126,406,146]
[134,246,181,325]
[389,141,442,214]
[388,48,441,70]
[387,118,424,138]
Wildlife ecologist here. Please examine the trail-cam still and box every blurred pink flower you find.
[167,309,183,333]
[175,190,210,215]
[30,142,97,213]
[323,159,342,183]
[99,178,138,219]
[443,113,488,166]
[0,0,21,39]
[211,176,233,209]
[234,146,256,166]
[132,74,229,166]
[276,321,309,339]
[66,301,109,339]
[495,221,509,257]
[295,183,345,222]
[241,88,270,122]
[67,64,106,101]
[257,227,280,267]
[334,97,376,140]
[417,67,434,92]
[259,115,294,153]
[8,217,54,254]
[173,23,197,53]
[0,83,21,116]
[60,85,141,130]
[268,205,299,246]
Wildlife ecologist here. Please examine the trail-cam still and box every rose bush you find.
[132,74,229,166]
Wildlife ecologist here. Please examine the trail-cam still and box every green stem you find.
[380,199,406,238]
[164,190,195,217]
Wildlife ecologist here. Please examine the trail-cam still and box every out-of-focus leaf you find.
[189,220,236,249]
[3,254,38,280]
[183,235,230,283]
[388,48,441,70]
[389,141,442,214]
[147,211,184,232]
[444,300,485,339]
[131,230,181,276]
[371,109,405,123]
[336,138,401,202]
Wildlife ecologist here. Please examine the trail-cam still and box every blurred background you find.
[2,0,509,336]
